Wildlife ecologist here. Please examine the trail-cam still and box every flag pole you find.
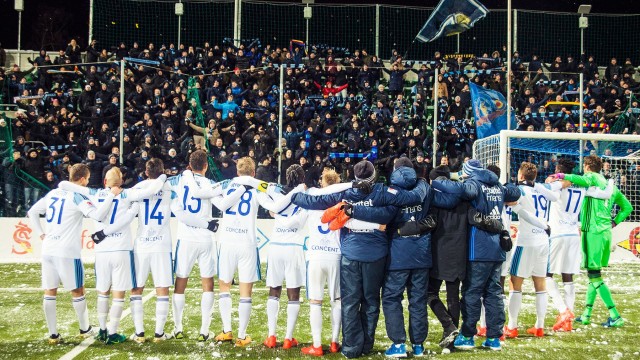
[506,0,512,130]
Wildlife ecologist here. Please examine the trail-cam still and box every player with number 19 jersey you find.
[510,183,559,278]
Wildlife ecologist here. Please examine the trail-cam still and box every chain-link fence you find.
[91,0,640,62]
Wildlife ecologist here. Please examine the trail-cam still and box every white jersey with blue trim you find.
[29,189,99,259]
[549,186,585,237]
[168,173,217,243]
[217,179,272,245]
[502,205,513,231]
[514,184,552,246]
[88,188,135,252]
[304,187,342,261]
[268,185,306,247]
[134,181,175,253]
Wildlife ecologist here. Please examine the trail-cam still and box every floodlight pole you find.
[119,59,125,164]
[433,67,438,163]
[506,0,512,130]
[579,72,584,168]
[278,65,284,184]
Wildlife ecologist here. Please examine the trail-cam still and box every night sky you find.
[0,0,638,51]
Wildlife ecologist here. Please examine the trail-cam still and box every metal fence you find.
[89,0,640,63]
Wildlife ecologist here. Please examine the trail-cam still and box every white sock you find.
[564,282,576,312]
[155,296,170,335]
[508,291,522,329]
[285,300,300,340]
[107,298,125,335]
[266,297,279,337]
[72,295,90,332]
[43,296,57,336]
[535,291,548,329]
[238,297,252,339]
[200,292,214,336]
[172,293,185,333]
[219,293,232,333]
[310,303,322,347]
[503,294,508,312]
[479,301,486,328]
[546,277,567,313]
[97,294,110,330]
[130,295,144,335]
[330,300,341,342]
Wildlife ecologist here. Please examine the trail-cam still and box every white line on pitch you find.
[58,290,156,360]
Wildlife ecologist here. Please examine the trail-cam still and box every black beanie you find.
[354,160,375,182]
[429,165,451,181]
[394,156,414,170]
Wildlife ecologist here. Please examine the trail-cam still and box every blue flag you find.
[470,83,515,139]
[416,0,489,43]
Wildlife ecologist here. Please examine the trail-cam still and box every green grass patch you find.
[0,263,639,359]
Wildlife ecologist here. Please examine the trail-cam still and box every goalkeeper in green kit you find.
[551,155,633,328]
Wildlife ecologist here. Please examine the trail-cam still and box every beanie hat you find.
[462,159,483,177]
[394,156,414,170]
[354,160,376,183]
[429,165,451,181]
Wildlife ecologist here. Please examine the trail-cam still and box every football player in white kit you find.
[205,157,278,347]
[504,162,560,339]
[168,150,246,342]
[545,158,613,332]
[126,158,180,343]
[28,164,118,344]
[288,169,379,356]
[261,165,366,351]
[59,167,167,344]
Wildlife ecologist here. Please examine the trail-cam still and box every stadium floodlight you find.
[578,5,591,55]
[15,0,24,52]
[303,0,314,46]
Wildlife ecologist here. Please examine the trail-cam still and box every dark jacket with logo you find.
[291,179,427,262]
[351,167,459,271]
[432,169,520,262]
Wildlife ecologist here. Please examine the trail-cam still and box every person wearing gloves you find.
[430,159,520,351]
[290,160,427,359]
[338,158,460,357]
[548,155,633,328]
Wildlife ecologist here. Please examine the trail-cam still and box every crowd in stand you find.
[1,39,639,216]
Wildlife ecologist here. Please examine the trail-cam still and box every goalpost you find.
[473,130,640,222]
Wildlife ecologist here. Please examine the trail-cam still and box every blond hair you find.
[237,157,256,176]
[104,167,123,187]
[321,169,341,187]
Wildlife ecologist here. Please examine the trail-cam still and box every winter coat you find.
[432,169,520,262]
[291,177,427,262]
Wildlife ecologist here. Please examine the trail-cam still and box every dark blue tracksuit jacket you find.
[432,169,520,262]
[291,180,427,262]
[351,167,460,270]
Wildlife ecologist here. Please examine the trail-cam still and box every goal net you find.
[473,131,640,222]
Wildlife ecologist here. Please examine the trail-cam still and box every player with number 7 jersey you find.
[28,163,118,344]
[58,167,167,344]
